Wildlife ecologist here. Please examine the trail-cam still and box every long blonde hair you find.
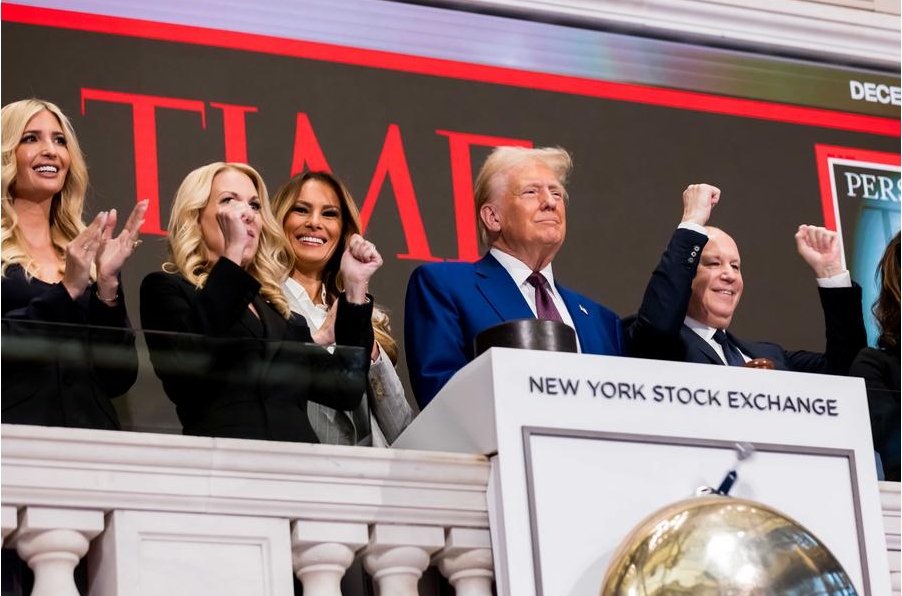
[271,170,398,363]
[163,162,293,318]
[1,99,90,278]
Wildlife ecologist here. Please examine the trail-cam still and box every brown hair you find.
[874,231,900,350]
[271,171,399,364]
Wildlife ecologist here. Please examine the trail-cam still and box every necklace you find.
[316,284,329,311]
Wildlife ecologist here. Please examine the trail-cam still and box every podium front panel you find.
[394,348,889,596]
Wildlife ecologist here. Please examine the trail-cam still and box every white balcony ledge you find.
[0,424,491,529]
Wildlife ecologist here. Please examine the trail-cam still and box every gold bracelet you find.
[95,291,118,304]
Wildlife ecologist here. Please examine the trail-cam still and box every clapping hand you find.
[63,199,149,303]
[94,199,149,302]
[63,210,109,300]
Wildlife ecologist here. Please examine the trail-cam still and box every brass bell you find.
[600,494,857,595]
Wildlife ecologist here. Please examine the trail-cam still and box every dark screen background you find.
[2,21,898,432]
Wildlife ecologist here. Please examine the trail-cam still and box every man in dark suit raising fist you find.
[626,183,866,373]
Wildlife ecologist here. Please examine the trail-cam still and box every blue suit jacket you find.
[405,253,623,407]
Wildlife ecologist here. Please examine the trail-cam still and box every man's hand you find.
[795,224,844,278]
[681,183,721,226]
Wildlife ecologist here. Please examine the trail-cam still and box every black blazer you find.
[1,264,138,429]
[850,346,900,481]
[140,259,373,442]
[625,228,866,375]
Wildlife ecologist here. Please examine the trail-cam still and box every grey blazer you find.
[308,343,415,446]
[284,281,415,446]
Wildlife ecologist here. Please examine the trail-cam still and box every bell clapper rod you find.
[715,442,756,496]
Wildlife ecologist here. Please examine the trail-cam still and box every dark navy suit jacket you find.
[405,252,623,407]
[625,228,866,374]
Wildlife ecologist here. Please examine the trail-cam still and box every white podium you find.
[394,348,891,596]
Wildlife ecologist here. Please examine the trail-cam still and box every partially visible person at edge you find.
[140,162,377,442]
[625,182,866,375]
[1,98,148,429]
[405,146,623,408]
[850,231,900,482]
[271,170,414,446]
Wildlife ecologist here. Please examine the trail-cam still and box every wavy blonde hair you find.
[163,162,292,318]
[2,99,89,278]
[271,170,398,363]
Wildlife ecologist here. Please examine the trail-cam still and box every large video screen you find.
[2,2,898,431]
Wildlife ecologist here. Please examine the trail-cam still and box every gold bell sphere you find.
[600,494,857,595]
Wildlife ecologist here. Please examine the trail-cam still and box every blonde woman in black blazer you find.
[1,98,147,429]
[141,162,379,442]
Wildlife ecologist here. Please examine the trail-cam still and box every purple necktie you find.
[527,272,564,323]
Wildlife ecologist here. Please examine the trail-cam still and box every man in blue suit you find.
[405,146,623,408]
[625,183,866,372]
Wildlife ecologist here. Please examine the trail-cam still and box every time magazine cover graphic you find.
[816,144,901,343]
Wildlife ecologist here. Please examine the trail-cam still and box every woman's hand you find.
[340,234,383,304]
[217,200,255,266]
[63,210,108,300]
[311,300,338,346]
[95,199,149,302]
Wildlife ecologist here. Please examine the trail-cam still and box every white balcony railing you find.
[1,423,899,595]
[0,424,493,596]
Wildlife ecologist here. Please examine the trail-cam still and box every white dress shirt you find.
[284,277,329,331]
[684,316,750,365]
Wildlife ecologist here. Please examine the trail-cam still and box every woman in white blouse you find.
[271,171,414,446]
